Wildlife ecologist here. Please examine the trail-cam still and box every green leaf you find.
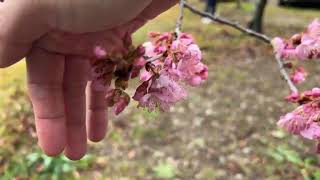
[62,164,74,173]
[53,165,63,177]
[276,146,303,165]
[153,162,177,179]
[142,109,160,119]
[271,130,286,139]
[313,170,320,180]
[267,150,284,162]
[26,153,41,166]
[304,157,316,167]
[43,156,54,170]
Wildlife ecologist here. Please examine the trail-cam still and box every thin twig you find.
[183,2,298,92]
[184,3,271,44]
[145,54,163,63]
[145,0,185,63]
[276,55,298,93]
[175,0,185,37]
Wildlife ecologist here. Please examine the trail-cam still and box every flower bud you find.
[115,78,129,90]
[113,93,130,115]
[291,33,302,45]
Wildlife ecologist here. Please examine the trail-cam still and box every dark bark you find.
[248,0,267,33]
[236,0,242,9]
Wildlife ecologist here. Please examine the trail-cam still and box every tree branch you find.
[183,2,298,93]
[175,0,185,37]
[276,56,298,93]
[184,3,271,44]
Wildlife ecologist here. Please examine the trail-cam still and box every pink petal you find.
[300,123,320,140]
[94,46,107,59]
[113,95,130,115]
[140,71,153,82]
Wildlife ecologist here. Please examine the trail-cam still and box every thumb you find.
[0,40,31,68]
[0,0,51,68]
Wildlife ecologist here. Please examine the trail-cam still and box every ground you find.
[1,1,320,179]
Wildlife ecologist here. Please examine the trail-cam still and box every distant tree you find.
[236,0,242,9]
[248,0,268,33]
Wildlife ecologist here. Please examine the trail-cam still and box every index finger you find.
[27,48,66,156]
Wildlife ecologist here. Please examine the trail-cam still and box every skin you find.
[0,0,178,160]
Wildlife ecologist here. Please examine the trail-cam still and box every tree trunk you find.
[248,0,267,33]
[236,0,242,9]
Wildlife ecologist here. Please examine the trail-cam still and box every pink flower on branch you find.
[94,46,107,59]
[285,88,320,104]
[133,75,187,111]
[90,31,208,114]
[285,91,300,103]
[272,19,320,61]
[290,67,307,85]
[278,100,320,139]
[279,87,320,152]
[105,88,131,115]
[132,32,208,111]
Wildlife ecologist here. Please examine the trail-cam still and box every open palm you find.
[0,0,178,160]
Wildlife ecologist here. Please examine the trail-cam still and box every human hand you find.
[0,0,178,160]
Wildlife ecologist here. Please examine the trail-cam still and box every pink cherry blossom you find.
[285,91,300,103]
[272,19,320,61]
[132,80,151,101]
[163,34,207,86]
[278,99,320,139]
[91,61,116,91]
[132,32,208,111]
[300,122,320,140]
[113,94,130,115]
[105,88,131,115]
[131,57,147,79]
[306,19,320,38]
[302,87,320,99]
[94,46,107,59]
[134,75,187,111]
[290,67,307,84]
[311,88,320,97]
[154,45,167,54]
[271,37,297,59]
[295,38,320,60]
[278,112,309,135]
[144,42,158,57]
[140,70,153,82]
[92,31,207,114]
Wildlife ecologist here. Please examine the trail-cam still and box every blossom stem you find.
[145,54,163,63]
[276,55,299,93]
[175,0,185,37]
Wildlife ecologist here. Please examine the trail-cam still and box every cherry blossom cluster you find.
[279,88,320,152]
[91,32,208,115]
[272,19,320,87]
[272,19,320,152]
[133,32,208,111]
[272,19,320,61]
[91,37,146,115]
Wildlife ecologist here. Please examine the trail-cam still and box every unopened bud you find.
[115,78,129,90]
[291,34,302,45]
[283,62,293,69]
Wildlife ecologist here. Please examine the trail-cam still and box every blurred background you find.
[1,0,320,179]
